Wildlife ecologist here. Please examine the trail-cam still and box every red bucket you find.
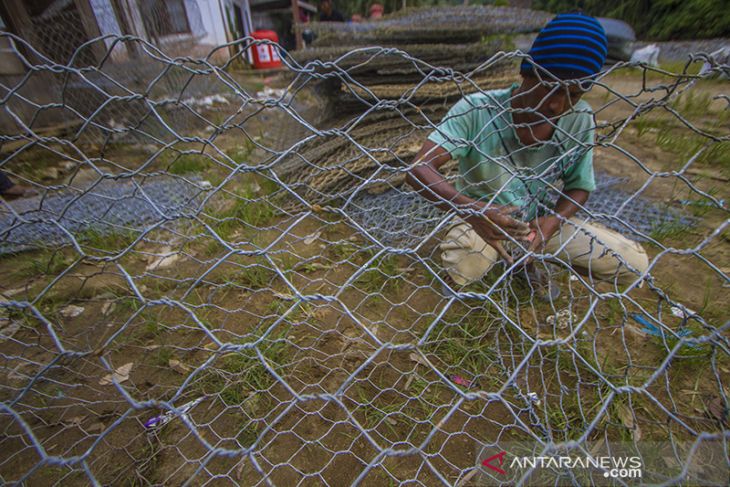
[250,30,282,70]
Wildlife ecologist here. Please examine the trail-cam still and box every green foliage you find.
[195,331,289,407]
[649,221,689,242]
[655,128,730,176]
[354,253,402,294]
[167,154,211,175]
[532,0,730,41]
[215,177,279,239]
[74,227,138,255]
[231,260,275,290]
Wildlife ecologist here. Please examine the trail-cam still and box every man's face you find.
[321,0,332,14]
[519,75,590,122]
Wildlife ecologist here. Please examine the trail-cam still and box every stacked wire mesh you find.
[282,6,555,212]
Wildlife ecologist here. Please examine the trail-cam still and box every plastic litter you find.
[451,375,472,388]
[699,47,730,79]
[630,44,660,67]
[144,397,204,429]
[629,313,692,338]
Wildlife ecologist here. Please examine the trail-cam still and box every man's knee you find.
[601,239,650,286]
[618,242,649,284]
[559,220,650,286]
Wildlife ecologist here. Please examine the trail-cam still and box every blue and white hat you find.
[520,12,608,80]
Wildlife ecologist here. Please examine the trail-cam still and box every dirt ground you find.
[0,66,728,486]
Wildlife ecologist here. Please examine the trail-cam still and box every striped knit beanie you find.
[520,12,608,80]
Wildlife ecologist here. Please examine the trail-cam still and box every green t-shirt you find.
[427,83,596,221]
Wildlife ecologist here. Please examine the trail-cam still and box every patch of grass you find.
[74,227,138,254]
[230,260,275,290]
[671,90,713,118]
[145,320,163,338]
[679,187,722,217]
[167,153,211,175]
[227,138,256,164]
[236,422,261,447]
[658,61,703,76]
[16,249,74,278]
[649,221,691,242]
[155,347,173,367]
[599,297,625,326]
[195,331,289,407]
[656,129,730,174]
[480,32,516,51]
[215,180,279,238]
[423,305,502,388]
[329,240,360,262]
[271,251,298,277]
[356,389,406,434]
[354,253,402,294]
[631,115,678,138]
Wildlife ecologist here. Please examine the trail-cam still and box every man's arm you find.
[406,140,531,263]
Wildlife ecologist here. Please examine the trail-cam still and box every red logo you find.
[482,451,507,475]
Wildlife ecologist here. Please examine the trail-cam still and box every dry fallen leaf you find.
[68,415,86,427]
[60,305,85,318]
[169,359,191,375]
[707,397,728,425]
[7,362,33,382]
[101,302,115,316]
[303,231,322,245]
[99,362,133,385]
[304,306,330,321]
[409,353,429,368]
[0,321,21,341]
[616,403,642,441]
[146,247,182,271]
[87,422,105,433]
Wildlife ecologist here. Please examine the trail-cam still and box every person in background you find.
[369,2,384,20]
[406,12,649,299]
[318,0,344,22]
[0,171,36,200]
[351,13,364,23]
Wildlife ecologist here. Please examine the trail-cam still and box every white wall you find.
[90,0,230,59]
[90,0,127,59]
[190,0,229,46]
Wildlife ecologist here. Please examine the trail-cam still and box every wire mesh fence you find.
[0,30,729,486]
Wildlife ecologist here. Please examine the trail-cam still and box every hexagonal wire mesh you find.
[0,31,729,486]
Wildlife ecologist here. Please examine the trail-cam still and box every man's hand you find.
[464,205,531,264]
[524,215,561,264]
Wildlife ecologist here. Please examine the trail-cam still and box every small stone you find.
[546,309,575,329]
